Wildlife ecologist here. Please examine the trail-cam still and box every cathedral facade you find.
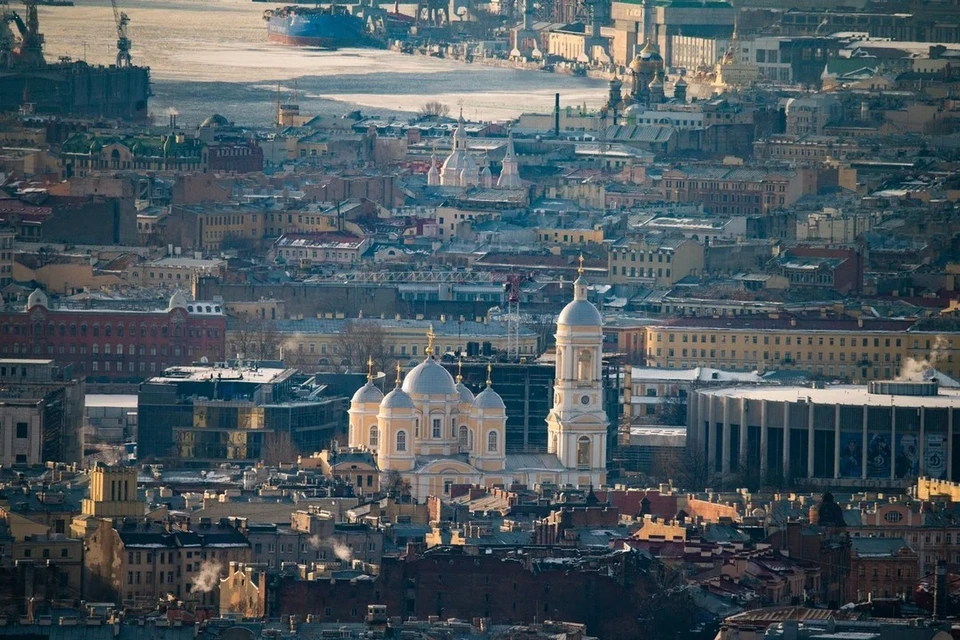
[347,270,607,500]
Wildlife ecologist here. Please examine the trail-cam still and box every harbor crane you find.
[110,0,130,67]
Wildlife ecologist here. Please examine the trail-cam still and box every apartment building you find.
[607,235,705,286]
[659,166,804,216]
[84,516,251,610]
[644,314,960,381]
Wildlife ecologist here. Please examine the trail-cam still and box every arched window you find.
[91,343,99,355]
[487,431,498,453]
[577,349,593,383]
[396,430,407,452]
[369,426,379,448]
[104,344,112,355]
[577,436,591,468]
[551,434,558,453]
[458,426,469,450]
[105,324,112,337]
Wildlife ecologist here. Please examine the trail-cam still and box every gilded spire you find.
[578,253,585,276]
[395,361,402,387]
[426,325,436,358]
[367,356,374,382]
[486,363,493,387]
[456,357,463,384]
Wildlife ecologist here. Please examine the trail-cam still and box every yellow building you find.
[608,236,705,286]
[536,225,605,246]
[124,256,226,292]
[644,314,960,381]
[72,464,145,537]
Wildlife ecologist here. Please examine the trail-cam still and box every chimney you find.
[554,93,560,137]
[935,560,948,619]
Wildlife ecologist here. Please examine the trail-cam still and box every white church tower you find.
[546,256,608,487]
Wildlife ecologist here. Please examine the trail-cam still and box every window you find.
[487,431,498,453]
[459,425,469,450]
[16,422,27,439]
[396,430,407,452]
[369,426,379,447]
[577,436,591,468]
[432,418,441,439]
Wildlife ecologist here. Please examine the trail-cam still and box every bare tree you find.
[381,469,413,501]
[334,320,393,374]
[262,431,299,466]
[231,315,282,363]
[418,101,450,118]
[658,445,710,492]
[658,394,687,427]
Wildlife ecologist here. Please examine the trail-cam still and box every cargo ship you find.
[264,5,371,48]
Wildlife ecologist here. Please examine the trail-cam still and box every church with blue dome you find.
[347,262,608,500]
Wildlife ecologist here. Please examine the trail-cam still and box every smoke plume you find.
[191,560,223,594]
[308,534,323,549]
[897,335,948,382]
[332,542,353,562]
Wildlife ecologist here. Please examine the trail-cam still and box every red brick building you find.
[846,537,918,603]
[0,290,225,381]
[205,141,264,174]
[772,245,865,295]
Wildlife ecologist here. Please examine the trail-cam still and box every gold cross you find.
[367,356,374,382]
[578,253,584,276]
[426,325,436,357]
[457,357,463,384]
[395,361,402,386]
[486,363,493,387]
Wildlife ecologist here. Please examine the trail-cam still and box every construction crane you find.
[110,0,130,67]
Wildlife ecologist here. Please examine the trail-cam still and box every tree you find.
[382,469,413,501]
[654,444,710,491]
[525,313,556,354]
[658,394,687,427]
[334,319,393,375]
[231,315,282,363]
[261,431,299,466]
[417,101,450,118]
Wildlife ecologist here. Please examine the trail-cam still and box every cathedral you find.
[347,264,607,500]
[427,113,523,190]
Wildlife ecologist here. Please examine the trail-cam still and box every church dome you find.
[629,55,643,74]
[473,387,505,411]
[381,387,416,410]
[456,381,475,404]
[352,381,384,404]
[639,39,662,62]
[26,288,48,310]
[622,102,644,117]
[558,299,602,326]
[402,357,457,396]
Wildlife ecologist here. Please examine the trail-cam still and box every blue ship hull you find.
[266,6,370,48]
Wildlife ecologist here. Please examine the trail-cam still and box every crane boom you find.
[110,0,131,67]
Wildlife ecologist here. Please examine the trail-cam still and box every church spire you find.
[486,363,493,387]
[367,356,375,382]
[395,361,402,387]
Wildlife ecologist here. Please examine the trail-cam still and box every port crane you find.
[110,0,131,67]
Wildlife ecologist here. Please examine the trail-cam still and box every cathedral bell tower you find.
[546,257,607,484]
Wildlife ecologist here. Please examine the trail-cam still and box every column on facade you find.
[890,406,897,480]
[807,402,815,479]
[833,404,841,479]
[739,399,748,473]
[721,397,731,476]
[861,406,869,480]
[782,402,791,480]
[760,400,769,479]
[708,395,718,476]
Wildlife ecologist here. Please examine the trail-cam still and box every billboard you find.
[895,433,920,479]
[924,434,947,480]
[867,433,890,478]
[839,432,862,478]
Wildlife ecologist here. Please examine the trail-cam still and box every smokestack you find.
[554,93,560,137]
[935,560,948,619]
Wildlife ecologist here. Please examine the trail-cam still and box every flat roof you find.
[697,384,960,408]
[85,394,138,408]
[147,365,294,385]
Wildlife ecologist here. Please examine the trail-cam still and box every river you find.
[36,0,607,126]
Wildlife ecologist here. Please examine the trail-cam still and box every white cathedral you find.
[426,112,522,189]
[347,267,607,500]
